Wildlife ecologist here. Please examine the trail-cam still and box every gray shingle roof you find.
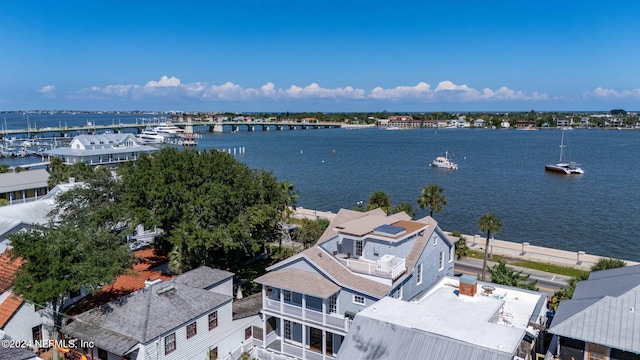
[0,347,39,360]
[255,268,340,298]
[267,209,446,299]
[62,267,233,356]
[173,266,233,290]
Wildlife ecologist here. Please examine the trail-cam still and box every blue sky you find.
[2,1,639,112]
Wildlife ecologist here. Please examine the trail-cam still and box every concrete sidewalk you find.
[458,233,639,271]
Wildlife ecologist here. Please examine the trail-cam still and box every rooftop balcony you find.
[334,254,406,280]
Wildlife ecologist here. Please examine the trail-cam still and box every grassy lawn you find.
[465,250,589,278]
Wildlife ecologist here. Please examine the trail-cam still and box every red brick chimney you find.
[459,274,477,297]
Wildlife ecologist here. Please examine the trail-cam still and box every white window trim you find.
[439,251,445,270]
[433,236,438,246]
[416,263,423,285]
[353,294,365,305]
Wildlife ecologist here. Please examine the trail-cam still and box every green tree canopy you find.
[478,212,502,281]
[417,184,447,217]
[367,190,391,213]
[488,259,538,291]
[591,257,626,271]
[9,222,134,357]
[117,148,289,272]
[392,201,415,217]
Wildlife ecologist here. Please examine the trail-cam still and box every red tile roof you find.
[67,248,172,316]
[0,252,26,329]
[0,294,24,328]
[0,251,24,294]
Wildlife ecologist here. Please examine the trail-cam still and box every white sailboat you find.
[545,129,584,175]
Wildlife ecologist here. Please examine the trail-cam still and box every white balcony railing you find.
[263,298,352,332]
[335,256,406,279]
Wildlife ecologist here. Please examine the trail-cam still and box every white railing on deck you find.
[336,257,406,279]
[264,297,352,332]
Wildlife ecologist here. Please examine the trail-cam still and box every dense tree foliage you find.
[117,148,289,272]
[489,259,539,291]
[450,231,469,260]
[295,218,330,247]
[47,157,98,187]
[9,222,134,357]
[392,202,415,217]
[591,257,626,271]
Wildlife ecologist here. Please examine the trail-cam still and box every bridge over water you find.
[1,120,343,138]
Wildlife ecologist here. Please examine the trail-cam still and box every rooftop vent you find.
[145,278,162,287]
[373,224,406,237]
[156,284,175,295]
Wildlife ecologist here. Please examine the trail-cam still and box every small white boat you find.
[545,129,584,175]
[431,151,458,170]
[381,126,400,130]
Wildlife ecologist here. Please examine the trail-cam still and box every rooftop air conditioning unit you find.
[377,254,395,268]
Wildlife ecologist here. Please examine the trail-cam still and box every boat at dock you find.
[431,151,458,170]
[135,128,168,144]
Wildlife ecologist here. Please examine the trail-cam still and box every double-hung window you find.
[164,333,176,354]
[208,311,218,330]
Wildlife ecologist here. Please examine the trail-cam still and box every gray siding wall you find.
[336,289,380,317]
[402,234,454,300]
[361,236,417,261]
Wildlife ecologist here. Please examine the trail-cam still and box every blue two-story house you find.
[255,208,455,360]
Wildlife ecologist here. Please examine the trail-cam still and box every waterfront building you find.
[0,169,49,205]
[43,133,157,166]
[546,265,640,360]
[63,266,262,360]
[253,208,455,360]
[336,275,548,360]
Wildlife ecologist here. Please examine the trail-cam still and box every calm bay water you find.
[3,113,640,261]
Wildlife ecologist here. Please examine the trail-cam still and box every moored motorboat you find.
[431,151,458,170]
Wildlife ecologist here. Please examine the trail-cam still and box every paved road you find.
[454,257,571,294]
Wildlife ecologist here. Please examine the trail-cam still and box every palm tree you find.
[367,191,391,213]
[417,184,447,217]
[392,202,415,217]
[279,181,298,218]
[478,212,502,281]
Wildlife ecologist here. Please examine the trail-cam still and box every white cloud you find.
[587,87,640,98]
[38,85,56,98]
[145,76,181,88]
[368,81,546,102]
[74,76,551,105]
[284,83,365,99]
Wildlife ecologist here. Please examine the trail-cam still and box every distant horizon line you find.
[0,109,635,114]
